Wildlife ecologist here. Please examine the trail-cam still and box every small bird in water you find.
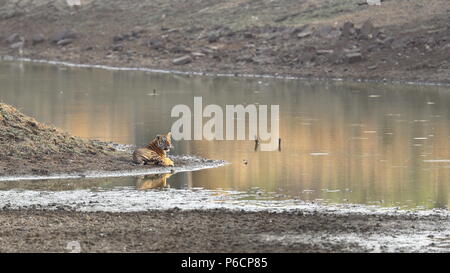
[243,159,248,165]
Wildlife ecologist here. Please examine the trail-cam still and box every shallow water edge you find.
[3,56,450,87]
[1,185,449,218]
[0,155,227,182]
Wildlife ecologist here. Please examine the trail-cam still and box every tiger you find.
[132,132,174,166]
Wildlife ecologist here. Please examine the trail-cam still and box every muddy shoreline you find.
[0,208,448,253]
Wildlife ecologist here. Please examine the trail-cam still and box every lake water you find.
[1,60,450,210]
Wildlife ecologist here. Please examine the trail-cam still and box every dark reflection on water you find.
[1,61,450,209]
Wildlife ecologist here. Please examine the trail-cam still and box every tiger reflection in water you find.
[135,173,173,190]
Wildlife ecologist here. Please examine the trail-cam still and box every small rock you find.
[243,32,254,39]
[31,34,45,45]
[169,46,191,54]
[316,49,334,55]
[342,21,356,38]
[360,20,375,40]
[66,0,82,7]
[9,41,24,49]
[366,44,379,52]
[207,33,220,43]
[297,29,313,39]
[131,26,145,36]
[300,52,316,65]
[50,29,77,44]
[253,57,274,65]
[172,55,192,65]
[56,38,74,46]
[377,36,394,46]
[290,25,308,35]
[298,46,316,60]
[192,52,206,57]
[207,45,220,51]
[236,55,254,63]
[391,37,409,49]
[131,31,141,39]
[6,33,20,44]
[111,44,123,52]
[345,52,363,63]
[167,28,179,34]
[274,15,288,23]
[185,26,204,33]
[344,47,362,54]
[113,35,124,43]
[147,39,164,50]
[125,50,135,57]
[262,32,278,40]
[377,31,387,40]
[317,25,333,38]
[201,47,215,54]
[367,0,381,5]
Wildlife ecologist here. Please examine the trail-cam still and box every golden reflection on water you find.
[136,174,172,190]
[1,61,450,209]
[0,174,171,191]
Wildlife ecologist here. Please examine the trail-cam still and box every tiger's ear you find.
[156,135,162,140]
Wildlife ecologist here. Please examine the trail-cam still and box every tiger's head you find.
[153,132,173,151]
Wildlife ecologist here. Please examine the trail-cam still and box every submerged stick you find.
[254,136,260,151]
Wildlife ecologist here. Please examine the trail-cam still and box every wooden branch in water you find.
[254,137,281,151]
[254,136,259,151]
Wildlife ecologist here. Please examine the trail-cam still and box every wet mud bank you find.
[0,208,448,253]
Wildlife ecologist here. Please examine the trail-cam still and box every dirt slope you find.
[0,102,131,175]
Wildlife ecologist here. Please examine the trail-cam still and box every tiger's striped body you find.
[132,132,174,167]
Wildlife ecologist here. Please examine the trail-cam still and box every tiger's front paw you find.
[162,157,174,167]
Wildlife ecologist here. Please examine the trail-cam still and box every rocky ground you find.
[0,208,448,253]
[0,0,448,84]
